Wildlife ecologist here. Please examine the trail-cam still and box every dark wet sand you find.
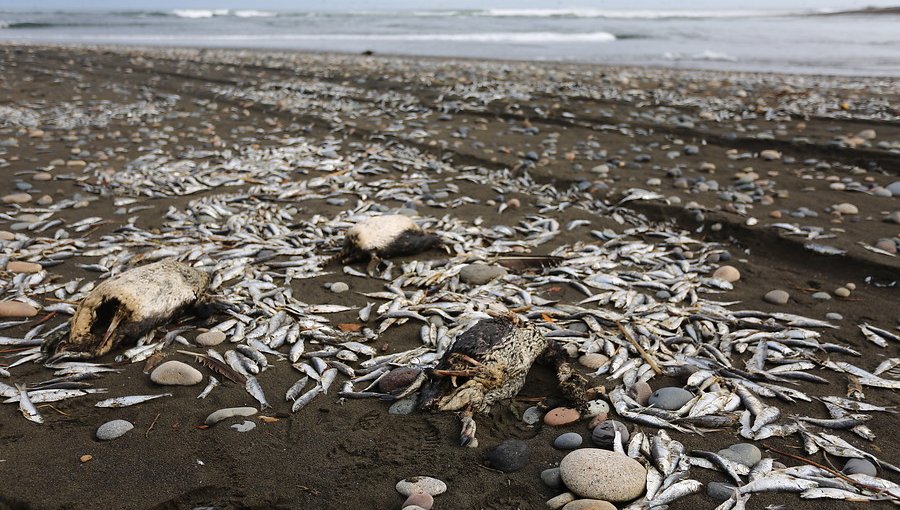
[0,44,897,510]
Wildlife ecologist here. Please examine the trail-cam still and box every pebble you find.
[544,407,580,426]
[842,458,877,476]
[195,330,226,346]
[330,281,349,293]
[150,361,203,386]
[846,282,856,290]
[591,420,629,448]
[554,432,584,450]
[583,399,609,418]
[484,439,529,472]
[826,312,843,321]
[1,192,32,204]
[559,449,646,502]
[0,231,14,241]
[763,289,790,305]
[32,172,53,181]
[230,420,256,432]
[760,150,781,161]
[541,467,563,489]
[522,406,543,425]
[875,239,897,254]
[887,181,900,197]
[647,387,693,410]
[378,367,422,393]
[96,420,134,441]
[832,203,858,215]
[459,264,507,285]
[547,492,577,510]
[80,454,93,463]
[712,265,740,283]
[0,301,38,318]
[36,195,53,206]
[402,492,433,509]
[5,261,42,273]
[627,381,652,406]
[562,500,616,510]
[205,407,257,425]
[834,287,851,298]
[707,481,737,501]
[577,353,609,370]
[811,292,831,301]
[717,443,761,467]
[396,476,447,497]
[388,396,417,415]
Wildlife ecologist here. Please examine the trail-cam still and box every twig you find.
[38,404,69,416]
[146,413,160,437]
[616,321,662,375]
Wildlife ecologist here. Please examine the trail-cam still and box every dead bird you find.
[416,315,588,447]
[334,215,442,264]
[46,259,210,359]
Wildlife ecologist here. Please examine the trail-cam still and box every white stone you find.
[96,419,134,440]
[559,449,646,502]
[150,360,203,386]
[396,476,447,497]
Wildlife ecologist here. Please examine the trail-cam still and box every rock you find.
[544,407,580,426]
[591,420,629,448]
[541,467,563,489]
[764,289,790,305]
[205,407,257,425]
[834,287,851,298]
[150,361,202,386]
[0,301,38,318]
[846,282,856,291]
[330,282,349,293]
[230,420,256,432]
[402,492,433,509]
[5,261,42,273]
[378,367,422,393]
[811,292,831,301]
[886,182,900,197]
[648,387,693,410]
[591,164,609,175]
[195,330,226,346]
[628,381,652,406]
[388,396,417,415]
[396,476,447,497]
[80,454,93,463]
[547,492,577,510]
[0,231,14,241]
[523,406,543,425]
[459,264,507,285]
[1,193,32,204]
[858,129,877,140]
[578,353,609,370]
[36,195,53,206]
[96,420,134,441]
[583,399,609,418]
[554,432,584,450]
[484,439,529,472]
[712,265,740,283]
[33,172,53,181]
[562,500,616,510]
[559,448,647,502]
[832,203,858,215]
[718,443,761,467]
[875,239,897,254]
[707,481,737,501]
[683,145,699,155]
[842,458,877,476]
[826,312,843,321]
[760,150,781,161]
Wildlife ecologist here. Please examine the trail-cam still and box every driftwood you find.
[53,259,208,358]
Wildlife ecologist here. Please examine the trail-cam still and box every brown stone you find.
[0,231,14,241]
[712,265,740,283]
[0,301,38,318]
[544,407,581,426]
[2,193,32,204]
[80,454,93,463]
[6,261,43,273]
[627,381,652,406]
[32,172,53,181]
[578,353,609,370]
[563,500,617,510]
[402,492,433,509]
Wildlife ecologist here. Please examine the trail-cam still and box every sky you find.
[1,0,898,10]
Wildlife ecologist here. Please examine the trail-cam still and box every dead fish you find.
[17,384,43,424]
[197,376,219,399]
[94,393,172,408]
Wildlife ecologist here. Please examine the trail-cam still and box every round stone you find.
[826,312,843,321]
[648,387,694,410]
[378,367,422,393]
[578,353,609,370]
[842,458,877,476]
[6,261,43,273]
[712,265,740,283]
[707,481,737,501]
[330,282,349,293]
[832,203,858,215]
[583,399,609,418]
[150,360,203,386]
[205,407,257,425]
[96,419,134,441]
[545,407,581,426]
[811,292,831,301]
[402,492,433,509]
[0,231,14,241]
[554,432,584,450]
[484,439,529,472]
[33,172,53,181]
[760,150,781,161]
[541,467,563,489]
[0,301,38,318]
[875,239,897,254]
[591,420,629,448]
[628,381,652,406]
[886,181,900,197]
[36,195,53,206]
[195,330,226,346]
[846,283,857,290]
[834,287,851,298]
[559,448,647,502]
[396,476,447,497]
[547,493,577,510]
[858,129,877,140]
[1,193,32,204]
[522,406,543,425]
[459,264,507,285]
[718,443,761,467]
[388,396,417,415]
[764,289,790,305]
[562,500,616,510]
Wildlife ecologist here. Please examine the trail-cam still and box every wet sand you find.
[0,44,898,510]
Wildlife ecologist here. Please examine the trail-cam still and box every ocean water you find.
[0,8,898,76]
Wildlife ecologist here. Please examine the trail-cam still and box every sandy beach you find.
[0,44,898,510]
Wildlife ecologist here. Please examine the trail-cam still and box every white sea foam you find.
[233,10,276,18]
[663,50,739,62]
[172,9,229,19]
[478,9,804,19]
